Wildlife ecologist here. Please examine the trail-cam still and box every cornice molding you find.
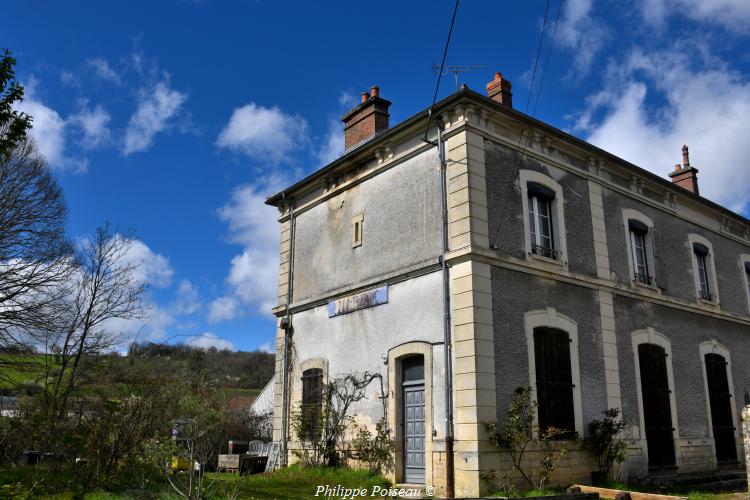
[444,245,750,328]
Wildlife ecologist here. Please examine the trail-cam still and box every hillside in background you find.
[0,343,275,399]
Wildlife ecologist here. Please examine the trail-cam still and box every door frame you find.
[388,342,433,485]
[632,328,680,470]
[699,340,739,464]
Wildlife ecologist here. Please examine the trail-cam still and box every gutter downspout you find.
[280,194,295,467]
[435,122,455,498]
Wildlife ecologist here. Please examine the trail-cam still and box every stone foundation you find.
[677,437,716,473]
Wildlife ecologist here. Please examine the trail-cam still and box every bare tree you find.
[0,139,72,384]
[47,226,147,419]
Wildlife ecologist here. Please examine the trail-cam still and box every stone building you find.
[264,73,750,497]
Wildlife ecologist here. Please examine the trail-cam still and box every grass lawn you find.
[0,465,390,499]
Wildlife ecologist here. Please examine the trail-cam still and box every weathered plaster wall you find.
[602,188,750,316]
[490,267,608,431]
[287,270,447,442]
[485,140,598,277]
[292,149,442,303]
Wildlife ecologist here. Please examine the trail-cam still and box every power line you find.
[524,0,551,115]
[494,0,563,244]
[532,0,564,119]
[424,0,460,140]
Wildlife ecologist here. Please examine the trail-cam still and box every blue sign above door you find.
[328,285,388,318]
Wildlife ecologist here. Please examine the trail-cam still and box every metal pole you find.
[437,121,455,499]
[280,194,296,467]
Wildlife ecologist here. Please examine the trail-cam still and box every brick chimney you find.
[341,86,391,151]
[486,72,513,107]
[668,145,699,194]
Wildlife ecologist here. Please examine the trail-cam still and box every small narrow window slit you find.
[351,213,364,248]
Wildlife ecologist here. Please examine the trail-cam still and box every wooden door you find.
[403,384,425,483]
[638,343,676,469]
[705,353,737,463]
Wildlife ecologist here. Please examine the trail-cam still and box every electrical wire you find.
[524,0,551,115]
[532,0,564,119]
[493,0,563,244]
[514,0,560,158]
[423,0,460,141]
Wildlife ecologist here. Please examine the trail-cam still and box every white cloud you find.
[60,70,79,87]
[188,332,235,351]
[123,77,187,155]
[216,103,309,164]
[103,303,174,344]
[121,237,174,288]
[208,296,240,324]
[209,180,285,323]
[69,103,111,150]
[338,91,358,108]
[16,81,89,173]
[173,279,201,315]
[557,0,608,76]
[317,118,344,166]
[573,44,750,213]
[86,57,121,84]
[639,0,750,33]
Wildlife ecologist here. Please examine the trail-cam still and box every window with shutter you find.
[528,183,556,259]
[628,219,651,285]
[533,327,576,438]
[694,244,711,300]
[301,368,323,441]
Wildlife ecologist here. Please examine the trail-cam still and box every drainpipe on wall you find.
[436,121,455,498]
[280,194,296,467]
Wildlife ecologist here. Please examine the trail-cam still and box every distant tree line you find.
[121,342,275,389]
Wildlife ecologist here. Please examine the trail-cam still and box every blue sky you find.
[6,0,750,352]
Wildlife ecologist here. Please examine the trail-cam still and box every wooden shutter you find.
[534,327,576,438]
[301,368,323,440]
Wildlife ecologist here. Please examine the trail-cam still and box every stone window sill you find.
[632,280,660,294]
[697,297,721,309]
[528,252,565,267]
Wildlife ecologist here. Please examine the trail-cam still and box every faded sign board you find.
[328,285,388,318]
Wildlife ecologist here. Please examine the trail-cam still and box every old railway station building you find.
[265,73,750,497]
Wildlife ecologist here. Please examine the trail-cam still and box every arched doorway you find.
[402,355,425,484]
[638,343,676,469]
[704,353,737,464]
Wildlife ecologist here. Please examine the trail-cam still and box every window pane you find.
[696,253,710,298]
[529,195,555,257]
[529,196,539,248]
[630,229,649,282]
[402,355,424,382]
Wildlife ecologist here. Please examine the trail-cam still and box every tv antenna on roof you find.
[432,65,489,92]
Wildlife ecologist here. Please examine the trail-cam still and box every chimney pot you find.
[486,71,513,107]
[682,144,690,168]
[342,86,391,151]
[669,145,699,194]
